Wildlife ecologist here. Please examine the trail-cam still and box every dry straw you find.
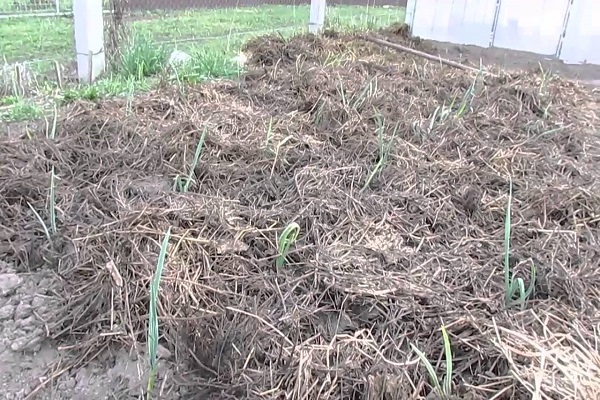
[4,27,600,400]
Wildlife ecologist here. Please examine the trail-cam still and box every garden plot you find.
[0,27,599,399]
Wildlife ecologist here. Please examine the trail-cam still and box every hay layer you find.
[1,31,599,399]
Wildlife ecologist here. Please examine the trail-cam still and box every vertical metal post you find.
[556,0,575,58]
[489,0,502,47]
[405,0,417,33]
[309,0,326,34]
[73,0,105,83]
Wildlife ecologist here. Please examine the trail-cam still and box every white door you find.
[559,0,600,65]
[492,0,570,55]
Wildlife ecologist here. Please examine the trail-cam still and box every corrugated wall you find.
[406,0,598,65]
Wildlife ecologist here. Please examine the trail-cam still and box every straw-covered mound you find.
[1,28,600,399]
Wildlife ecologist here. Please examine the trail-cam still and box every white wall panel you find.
[409,0,499,48]
[407,0,599,65]
[491,0,569,55]
[559,0,600,64]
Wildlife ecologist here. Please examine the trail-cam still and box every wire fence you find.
[1,0,407,100]
[0,0,63,15]
[124,0,406,12]
[1,0,406,16]
[114,0,407,46]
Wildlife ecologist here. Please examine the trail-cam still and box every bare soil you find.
[427,39,600,85]
[1,26,600,399]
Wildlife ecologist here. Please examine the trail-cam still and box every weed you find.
[61,86,100,104]
[326,10,400,32]
[337,76,379,115]
[174,48,241,83]
[276,222,300,269]
[187,128,209,189]
[0,95,19,106]
[503,179,536,308]
[147,227,172,399]
[1,100,43,121]
[310,95,326,126]
[410,325,453,399]
[120,34,168,80]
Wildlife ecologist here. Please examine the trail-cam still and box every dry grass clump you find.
[1,28,599,399]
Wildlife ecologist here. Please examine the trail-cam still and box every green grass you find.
[0,98,43,121]
[0,5,405,63]
[119,34,169,79]
[0,5,405,121]
[0,16,72,61]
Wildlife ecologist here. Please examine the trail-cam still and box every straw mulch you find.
[1,27,599,399]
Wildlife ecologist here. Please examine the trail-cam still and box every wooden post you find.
[73,0,105,84]
[309,0,326,34]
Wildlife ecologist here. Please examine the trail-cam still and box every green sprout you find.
[350,76,379,111]
[410,325,453,399]
[27,202,52,244]
[27,166,58,244]
[276,222,300,269]
[537,62,553,96]
[361,111,397,192]
[456,64,483,118]
[428,103,453,135]
[46,104,58,139]
[264,117,274,151]
[174,127,208,192]
[147,227,171,399]
[49,166,57,235]
[503,179,536,308]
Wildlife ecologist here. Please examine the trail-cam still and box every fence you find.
[0,0,407,94]
[1,0,406,18]
[0,0,63,16]
[83,0,405,81]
